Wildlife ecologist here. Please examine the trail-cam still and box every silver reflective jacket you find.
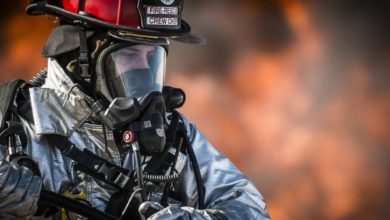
[0,59,270,220]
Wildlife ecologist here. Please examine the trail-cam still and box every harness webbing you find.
[46,134,133,190]
[0,80,25,129]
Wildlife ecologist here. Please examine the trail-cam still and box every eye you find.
[124,52,138,59]
[116,49,139,60]
[147,51,155,60]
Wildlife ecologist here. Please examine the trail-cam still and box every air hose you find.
[143,173,179,182]
[181,130,205,209]
[29,68,48,87]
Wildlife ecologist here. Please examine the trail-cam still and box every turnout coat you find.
[0,59,269,220]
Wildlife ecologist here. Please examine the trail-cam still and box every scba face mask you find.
[95,43,168,154]
[96,43,166,101]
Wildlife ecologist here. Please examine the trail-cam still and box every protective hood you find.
[42,25,95,58]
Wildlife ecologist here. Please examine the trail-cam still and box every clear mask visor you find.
[105,44,166,99]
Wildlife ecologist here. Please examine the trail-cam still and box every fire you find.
[170,1,390,220]
[0,2,53,82]
[1,1,389,220]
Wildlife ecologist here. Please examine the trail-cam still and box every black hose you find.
[133,144,146,201]
[182,131,205,209]
[29,68,48,87]
[40,189,118,220]
[143,173,179,182]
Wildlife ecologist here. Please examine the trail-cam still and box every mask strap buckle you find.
[78,26,91,82]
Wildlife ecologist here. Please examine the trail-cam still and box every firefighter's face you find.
[102,43,166,99]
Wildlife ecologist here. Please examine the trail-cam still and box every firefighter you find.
[0,1,270,219]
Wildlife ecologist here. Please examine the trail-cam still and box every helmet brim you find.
[171,34,207,45]
[108,30,170,46]
[108,30,207,46]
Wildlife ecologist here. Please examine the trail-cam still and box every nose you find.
[137,54,150,69]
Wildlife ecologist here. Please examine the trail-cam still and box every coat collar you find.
[29,59,92,136]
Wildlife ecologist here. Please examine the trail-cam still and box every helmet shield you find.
[99,44,166,100]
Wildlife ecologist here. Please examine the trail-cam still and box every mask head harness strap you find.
[78,25,91,82]
[76,1,91,82]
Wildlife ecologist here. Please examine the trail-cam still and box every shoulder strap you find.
[45,134,133,190]
[0,79,26,129]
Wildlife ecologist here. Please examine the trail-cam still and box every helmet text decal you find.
[147,6,179,15]
[139,0,184,30]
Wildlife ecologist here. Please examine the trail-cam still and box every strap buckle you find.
[96,162,131,189]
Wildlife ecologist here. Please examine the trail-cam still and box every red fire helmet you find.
[63,0,142,28]
[26,0,204,43]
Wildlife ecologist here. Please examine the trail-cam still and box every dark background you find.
[1,1,389,219]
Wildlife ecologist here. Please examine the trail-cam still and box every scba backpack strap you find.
[0,80,26,130]
[0,80,39,171]
[0,80,30,151]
